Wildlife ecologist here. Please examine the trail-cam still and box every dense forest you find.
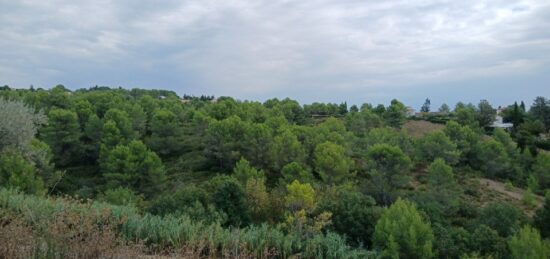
[1,84,550,258]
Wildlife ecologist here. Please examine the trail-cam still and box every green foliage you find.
[345,109,383,137]
[432,224,470,259]
[0,98,46,151]
[502,101,525,127]
[129,103,147,138]
[207,175,250,227]
[515,119,545,151]
[147,108,185,156]
[271,129,306,172]
[103,108,134,141]
[534,193,550,238]
[416,131,460,165]
[418,158,461,221]
[27,139,59,188]
[0,150,45,195]
[529,96,550,130]
[527,174,540,192]
[147,185,224,223]
[427,158,456,190]
[245,178,271,223]
[522,188,537,208]
[373,198,434,258]
[285,180,316,212]
[476,139,512,179]
[100,140,166,198]
[84,114,103,140]
[318,184,381,247]
[204,116,246,170]
[364,144,411,205]
[0,188,367,258]
[444,121,479,164]
[508,226,550,259]
[365,144,411,178]
[271,98,306,124]
[1,86,547,258]
[384,99,407,128]
[439,103,450,113]
[504,180,514,191]
[281,162,315,184]
[41,108,81,166]
[476,100,496,128]
[455,105,478,127]
[100,187,144,207]
[314,141,353,184]
[532,153,550,190]
[421,98,431,113]
[492,128,519,158]
[233,157,265,185]
[363,127,414,157]
[101,120,123,148]
[73,98,94,128]
[242,122,273,169]
[41,84,73,109]
[478,202,524,237]
[468,224,507,257]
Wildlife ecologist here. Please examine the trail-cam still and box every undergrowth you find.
[0,188,374,258]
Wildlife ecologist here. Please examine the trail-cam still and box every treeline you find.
[1,84,550,258]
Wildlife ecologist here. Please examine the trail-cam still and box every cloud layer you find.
[1,0,549,107]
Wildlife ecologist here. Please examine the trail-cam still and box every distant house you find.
[406,106,416,117]
[490,108,513,130]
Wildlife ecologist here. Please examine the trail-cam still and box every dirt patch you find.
[478,178,544,216]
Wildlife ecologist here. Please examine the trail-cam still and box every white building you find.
[490,109,513,130]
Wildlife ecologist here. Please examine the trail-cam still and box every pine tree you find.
[374,198,434,258]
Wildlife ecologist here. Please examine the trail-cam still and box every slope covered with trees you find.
[1,84,550,258]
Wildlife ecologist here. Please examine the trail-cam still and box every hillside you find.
[1,86,550,258]
[403,120,445,138]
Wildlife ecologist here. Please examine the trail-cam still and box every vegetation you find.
[1,85,550,258]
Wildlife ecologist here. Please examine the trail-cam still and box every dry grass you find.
[461,178,543,217]
[0,188,369,259]
[0,209,143,259]
[0,213,261,259]
[0,206,259,259]
[403,120,444,139]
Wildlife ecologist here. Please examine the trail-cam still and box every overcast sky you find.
[1,0,549,109]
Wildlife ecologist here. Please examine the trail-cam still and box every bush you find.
[522,189,537,208]
[504,181,514,191]
[478,202,524,237]
[508,226,550,259]
[0,188,368,258]
[0,150,45,195]
[373,198,434,258]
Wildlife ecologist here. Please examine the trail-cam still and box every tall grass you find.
[0,188,374,258]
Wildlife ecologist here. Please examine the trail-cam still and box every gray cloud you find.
[1,0,549,106]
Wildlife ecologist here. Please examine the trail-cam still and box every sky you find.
[1,0,549,110]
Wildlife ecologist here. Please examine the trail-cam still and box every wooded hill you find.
[1,85,549,258]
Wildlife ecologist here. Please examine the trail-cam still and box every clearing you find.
[477,178,544,216]
[403,120,444,138]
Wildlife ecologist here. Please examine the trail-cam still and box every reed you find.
[0,188,371,258]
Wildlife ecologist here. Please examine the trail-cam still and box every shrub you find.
[0,188,368,258]
[504,181,514,191]
[522,188,537,208]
